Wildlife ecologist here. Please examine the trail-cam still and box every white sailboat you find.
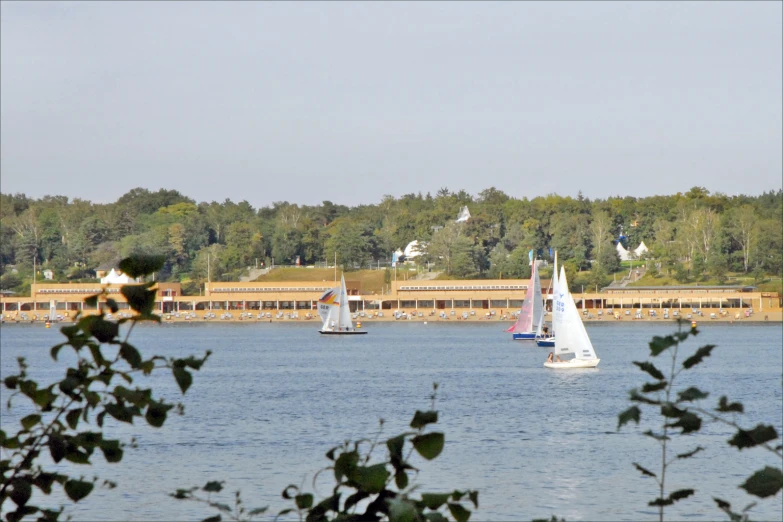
[318,274,367,335]
[507,260,544,340]
[544,265,599,368]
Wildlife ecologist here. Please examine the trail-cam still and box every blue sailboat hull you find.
[535,338,555,347]
[512,332,537,340]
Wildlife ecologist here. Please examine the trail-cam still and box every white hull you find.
[544,358,600,369]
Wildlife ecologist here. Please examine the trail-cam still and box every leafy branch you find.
[1,256,210,522]
[618,320,783,521]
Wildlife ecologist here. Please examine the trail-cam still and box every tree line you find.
[1,186,781,295]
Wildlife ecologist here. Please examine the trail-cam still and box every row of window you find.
[36,288,120,294]
[398,285,527,291]
[211,287,333,293]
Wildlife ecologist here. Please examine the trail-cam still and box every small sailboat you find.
[535,252,558,347]
[544,266,599,369]
[507,261,544,340]
[318,274,367,335]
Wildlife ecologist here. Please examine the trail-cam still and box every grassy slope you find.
[254,268,387,294]
[254,267,782,295]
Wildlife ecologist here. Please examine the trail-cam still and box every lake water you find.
[1,322,781,521]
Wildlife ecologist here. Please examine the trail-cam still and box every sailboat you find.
[535,253,558,348]
[318,274,367,335]
[544,266,599,369]
[507,261,544,340]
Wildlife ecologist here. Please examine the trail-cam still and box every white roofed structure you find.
[100,268,136,285]
[455,206,471,223]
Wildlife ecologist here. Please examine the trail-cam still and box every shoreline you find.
[2,310,780,326]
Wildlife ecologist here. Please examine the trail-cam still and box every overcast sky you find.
[1,1,781,208]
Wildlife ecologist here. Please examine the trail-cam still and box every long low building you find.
[1,280,780,320]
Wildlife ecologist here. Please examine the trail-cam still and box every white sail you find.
[338,274,354,330]
[555,266,598,361]
[551,252,561,339]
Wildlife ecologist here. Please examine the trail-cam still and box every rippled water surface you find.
[2,322,781,521]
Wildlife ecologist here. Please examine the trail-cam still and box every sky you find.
[1,1,781,208]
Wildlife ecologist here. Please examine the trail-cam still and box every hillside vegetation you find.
[1,186,781,296]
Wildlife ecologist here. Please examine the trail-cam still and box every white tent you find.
[455,206,471,223]
[616,242,631,261]
[100,268,136,285]
[404,240,424,259]
[634,241,649,258]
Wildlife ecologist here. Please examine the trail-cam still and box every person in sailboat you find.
[547,352,554,363]
[542,325,550,338]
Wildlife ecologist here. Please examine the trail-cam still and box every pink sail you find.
[507,262,539,333]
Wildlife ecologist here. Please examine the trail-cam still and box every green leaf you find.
[145,401,173,428]
[281,485,298,499]
[665,412,702,434]
[119,343,142,369]
[120,284,157,315]
[388,497,417,522]
[447,502,471,522]
[395,469,409,489]
[421,493,451,509]
[660,403,686,418]
[676,446,705,459]
[649,335,678,356]
[203,481,224,493]
[387,434,406,462]
[648,497,674,507]
[202,516,222,522]
[343,491,369,512]
[334,451,359,482]
[682,344,716,369]
[106,298,119,314]
[633,463,657,478]
[717,395,744,413]
[295,493,313,510]
[50,344,66,362]
[247,507,268,516]
[20,414,41,431]
[99,439,123,463]
[351,463,390,494]
[617,406,641,430]
[410,410,438,429]
[119,255,165,278]
[641,381,667,393]
[668,489,695,503]
[104,403,134,424]
[412,432,445,460]
[740,467,783,498]
[425,513,448,522]
[629,390,660,405]
[80,315,119,343]
[468,491,478,509]
[64,479,94,502]
[633,361,665,380]
[33,473,57,495]
[9,478,32,507]
[66,409,82,430]
[713,497,731,510]
[729,425,779,450]
[677,387,709,403]
[172,367,193,394]
[84,294,99,308]
[49,434,66,463]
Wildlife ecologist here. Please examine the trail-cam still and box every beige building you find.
[1,279,779,321]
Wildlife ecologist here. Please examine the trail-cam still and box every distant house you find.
[43,269,54,280]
